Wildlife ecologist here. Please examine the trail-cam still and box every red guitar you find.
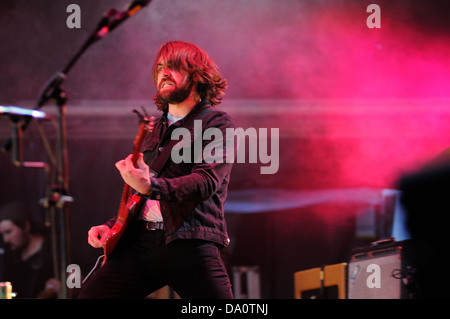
[102,108,154,265]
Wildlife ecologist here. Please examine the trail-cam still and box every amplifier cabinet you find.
[347,240,416,299]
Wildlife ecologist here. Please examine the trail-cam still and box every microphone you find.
[1,72,64,153]
[0,105,51,154]
[126,0,153,16]
[96,0,153,38]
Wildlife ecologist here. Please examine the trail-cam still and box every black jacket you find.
[106,100,237,247]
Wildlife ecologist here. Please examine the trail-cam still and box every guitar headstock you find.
[132,106,154,132]
[131,107,154,165]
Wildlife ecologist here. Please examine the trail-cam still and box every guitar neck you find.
[130,122,147,167]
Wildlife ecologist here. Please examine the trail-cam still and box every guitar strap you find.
[148,137,179,178]
[149,103,210,177]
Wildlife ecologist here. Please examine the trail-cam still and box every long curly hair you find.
[152,41,227,111]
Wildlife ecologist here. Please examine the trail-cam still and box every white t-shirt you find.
[139,112,184,222]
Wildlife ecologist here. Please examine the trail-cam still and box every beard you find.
[9,233,29,252]
[156,75,194,105]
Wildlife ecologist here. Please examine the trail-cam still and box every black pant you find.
[78,221,233,299]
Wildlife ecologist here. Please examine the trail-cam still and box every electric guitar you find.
[102,108,154,265]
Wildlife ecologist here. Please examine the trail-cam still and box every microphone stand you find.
[2,2,152,299]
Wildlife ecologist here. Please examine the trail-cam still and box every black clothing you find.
[80,101,237,298]
[78,222,233,298]
[1,237,55,299]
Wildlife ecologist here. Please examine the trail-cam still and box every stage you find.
[1,0,450,300]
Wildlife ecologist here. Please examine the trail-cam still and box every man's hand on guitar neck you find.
[115,153,152,196]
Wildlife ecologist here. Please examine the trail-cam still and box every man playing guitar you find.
[78,41,236,299]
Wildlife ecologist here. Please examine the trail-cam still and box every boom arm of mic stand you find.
[1,6,136,153]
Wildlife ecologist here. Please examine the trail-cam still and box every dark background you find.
[1,0,450,298]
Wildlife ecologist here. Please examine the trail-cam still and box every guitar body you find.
[101,109,153,265]
[102,187,145,258]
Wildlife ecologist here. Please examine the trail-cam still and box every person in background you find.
[0,201,60,298]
